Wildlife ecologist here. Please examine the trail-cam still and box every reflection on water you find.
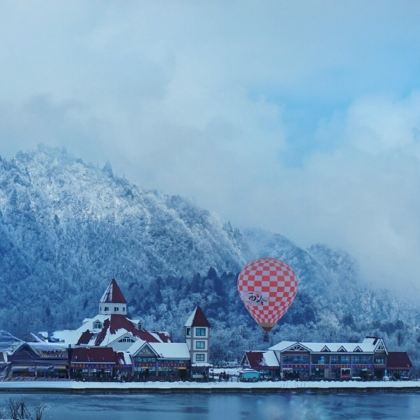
[0,391,418,420]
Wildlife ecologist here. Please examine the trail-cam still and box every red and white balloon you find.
[237,257,298,332]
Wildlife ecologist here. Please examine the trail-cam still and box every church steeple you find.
[99,279,128,315]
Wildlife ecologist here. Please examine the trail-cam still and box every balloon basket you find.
[263,331,269,343]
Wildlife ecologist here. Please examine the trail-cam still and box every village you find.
[0,279,414,383]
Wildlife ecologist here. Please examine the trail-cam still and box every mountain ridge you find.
[0,145,418,365]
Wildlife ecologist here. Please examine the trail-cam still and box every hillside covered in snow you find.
[0,146,418,365]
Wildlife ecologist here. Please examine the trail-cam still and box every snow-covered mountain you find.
[0,146,418,365]
[0,146,246,330]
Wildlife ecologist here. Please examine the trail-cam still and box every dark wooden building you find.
[387,352,413,379]
[8,343,69,379]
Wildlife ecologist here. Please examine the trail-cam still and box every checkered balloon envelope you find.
[237,257,298,332]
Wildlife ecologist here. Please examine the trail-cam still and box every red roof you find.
[186,306,211,328]
[100,279,127,304]
[244,351,264,369]
[387,352,413,369]
[77,330,94,345]
[95,315,160,346]
[71,347,119,364]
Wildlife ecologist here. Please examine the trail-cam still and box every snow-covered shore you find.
[0,380,419,393]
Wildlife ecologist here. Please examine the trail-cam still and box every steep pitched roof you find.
[244,351,264,369]
[95,315,160,346]
[77,330,94,345]
[0,330,23,352]
[150,343,190,360]
[184,306,210,328]
[387,352,413,369]
[270,337,384,353]
[100,279,127,304]
[71,347,119,363]
[244,351,279,369]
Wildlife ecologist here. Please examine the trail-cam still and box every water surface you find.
[0,392,418,419]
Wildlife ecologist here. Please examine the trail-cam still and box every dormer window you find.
[119,336,135,343]
[93,321,102,329]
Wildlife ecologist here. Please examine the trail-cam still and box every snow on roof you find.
[244,351,279,369]
[269,337,384,353]
[126,339,147,355]
[263,351,279,367]
[0,330,23,353]
[95,315,160,346]
[152,331,172,343]
[268,341,296,352]
[26,342,68,351]
[184,310,195,328]
[77,330,94,345]
[100,279,127,304]
[150,343,190,360]
[52,315,109,345]
[53,314,162,347]
[184,306,210,328]
[118,351,133,366]
[53,329,84,345]
[12,342,69,358]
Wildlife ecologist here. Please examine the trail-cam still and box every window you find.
[104,307,109,311]
[330,355,340,364]
[195,341,205,350]
[93,321,102,329]
[340,355,351,364]
[186,328,191,336]
[311,355,329,365]
[352,355,362,364]
[282,354,309,364]
[114,307,119,312]
[195,327,206,337]
[359,355,373,364]
[119,337,135,343]
[122,307,126,312]
[195,353,205,362]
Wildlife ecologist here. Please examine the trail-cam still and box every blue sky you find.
[1,1,420,294]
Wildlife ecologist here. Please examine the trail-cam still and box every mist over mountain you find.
[0,146,418,365]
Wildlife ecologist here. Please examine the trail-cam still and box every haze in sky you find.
[1,1,420,294]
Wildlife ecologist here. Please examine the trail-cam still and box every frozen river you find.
[0,391,419,419]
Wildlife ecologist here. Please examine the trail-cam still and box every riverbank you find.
[0,380,419,393]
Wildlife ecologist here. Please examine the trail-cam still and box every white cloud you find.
[1,2,420,295]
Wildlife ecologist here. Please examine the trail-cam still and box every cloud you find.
[1,2,420,295]
[255,93,420,295]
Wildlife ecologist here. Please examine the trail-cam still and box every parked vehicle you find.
[239,369,260,382]
[340,368,351,380]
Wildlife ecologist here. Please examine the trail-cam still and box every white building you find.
[50,279,211,378]
[52,279,171,349]
[184,306,211,366]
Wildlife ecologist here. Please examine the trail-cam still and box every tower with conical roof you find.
[184,306,211,365]
[99,279,128,316]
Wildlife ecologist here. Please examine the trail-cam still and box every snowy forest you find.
[0,146,419,366]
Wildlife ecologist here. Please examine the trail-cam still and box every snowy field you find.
[0,380,419,392]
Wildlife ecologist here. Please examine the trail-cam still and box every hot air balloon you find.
[237,257,298,334]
